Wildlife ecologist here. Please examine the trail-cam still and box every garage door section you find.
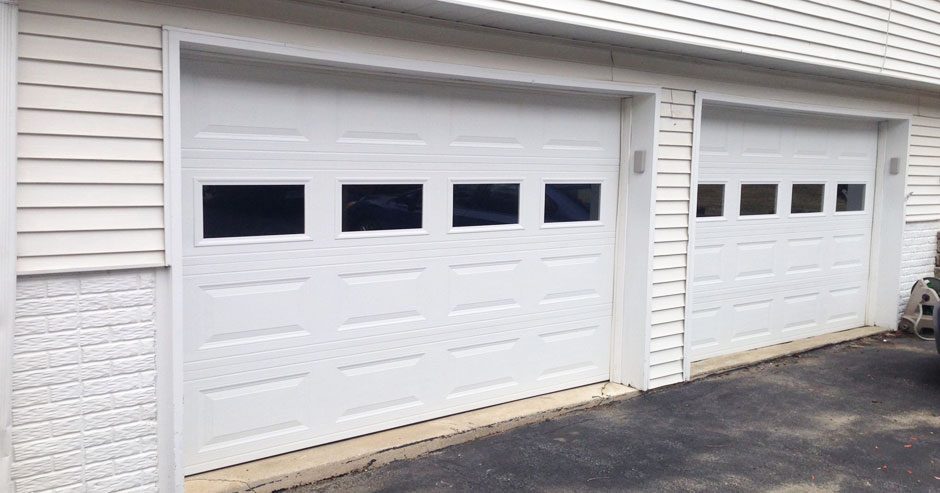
[689,105,877,361]
[179,56,621,473]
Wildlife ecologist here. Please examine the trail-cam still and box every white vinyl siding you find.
[649,89,695,389]
[907,96,940,222]
[883,2,940,83]
[16,5,165,273]
[416,0,940,88]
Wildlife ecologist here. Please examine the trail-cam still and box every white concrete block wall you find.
[898,221,940,317]
[10,269,158,493]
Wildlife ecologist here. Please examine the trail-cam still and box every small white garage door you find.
[689,105,877,361]
[179,56,622,473]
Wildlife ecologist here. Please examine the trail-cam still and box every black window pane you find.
[453,183,520,227]
[836,184,865,212]
[544,183,601,223]
[203,185,304,239]
[791,184,824,214]
[342,184,423,232]
[696,184,724,218]
[740,184,777,216]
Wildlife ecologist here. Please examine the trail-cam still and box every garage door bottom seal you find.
[690,325,889,379]
[184,381,638,493]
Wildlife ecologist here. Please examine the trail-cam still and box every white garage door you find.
[689,105,877,361]
[179,56,622,473]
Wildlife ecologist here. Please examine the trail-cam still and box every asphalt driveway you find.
[296,332,940,492]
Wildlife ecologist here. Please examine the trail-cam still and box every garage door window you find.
[202,184,305,239]
[544,183,601,223]
[739,184,777,216]
[453,183,520,227]
[836,184,865,212]
[791,184,825,214]
[342,184,423,232]
[696,184,724,218]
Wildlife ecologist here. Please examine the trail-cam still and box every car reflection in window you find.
[453,183,520,227]
[342,184,423,232]
[544,183,601,223]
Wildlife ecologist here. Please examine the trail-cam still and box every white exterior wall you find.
[909,96,940,221]
[16,6,165,274]
[898,95,940,316]
[11,270,158,492]
[899,221,940,316]
[423,0,940,88]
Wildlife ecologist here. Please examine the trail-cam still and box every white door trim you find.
[616,94,660,390]
[0,2,16,491]
[159,26,661,487]
[682,92,912,379]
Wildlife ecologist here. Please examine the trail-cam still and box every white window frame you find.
[539,179,608,229]
[447,178,526,234]
[788,181,827,217]
[335,178,430,239]
[737,181,781,219]
[833,181,870,215]
[193,177,313,247]
[693,181,728,221]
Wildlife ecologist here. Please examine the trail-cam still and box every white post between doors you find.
[617,93,660,390]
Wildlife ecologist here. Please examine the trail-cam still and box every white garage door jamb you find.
[683,92,911,380]
[158,26,661,488]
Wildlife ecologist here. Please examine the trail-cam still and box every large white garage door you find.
[689,105,877,361]
[179,56,622,473]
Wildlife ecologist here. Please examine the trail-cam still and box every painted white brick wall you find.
[899,221,940,317]
[11,270,158,493]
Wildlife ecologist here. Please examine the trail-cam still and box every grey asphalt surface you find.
[294,332,940,492]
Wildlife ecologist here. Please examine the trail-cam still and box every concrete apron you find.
[690,325,890,379]
[185,325,890,492]
[184,382,639,493]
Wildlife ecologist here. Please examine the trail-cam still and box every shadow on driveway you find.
[296,333,940,492]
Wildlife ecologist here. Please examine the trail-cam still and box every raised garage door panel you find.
[180,56,621,473]
[689,106,877,361]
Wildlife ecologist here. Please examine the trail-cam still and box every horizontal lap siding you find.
[16,7,165,273]
[907,96,940,222]
[882,1,940,83]
[446,0,940,87]
[649,89,695,389]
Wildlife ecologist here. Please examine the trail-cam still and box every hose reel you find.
[898,278,939,341]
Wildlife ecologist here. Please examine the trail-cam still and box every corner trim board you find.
[0,3,17,492]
